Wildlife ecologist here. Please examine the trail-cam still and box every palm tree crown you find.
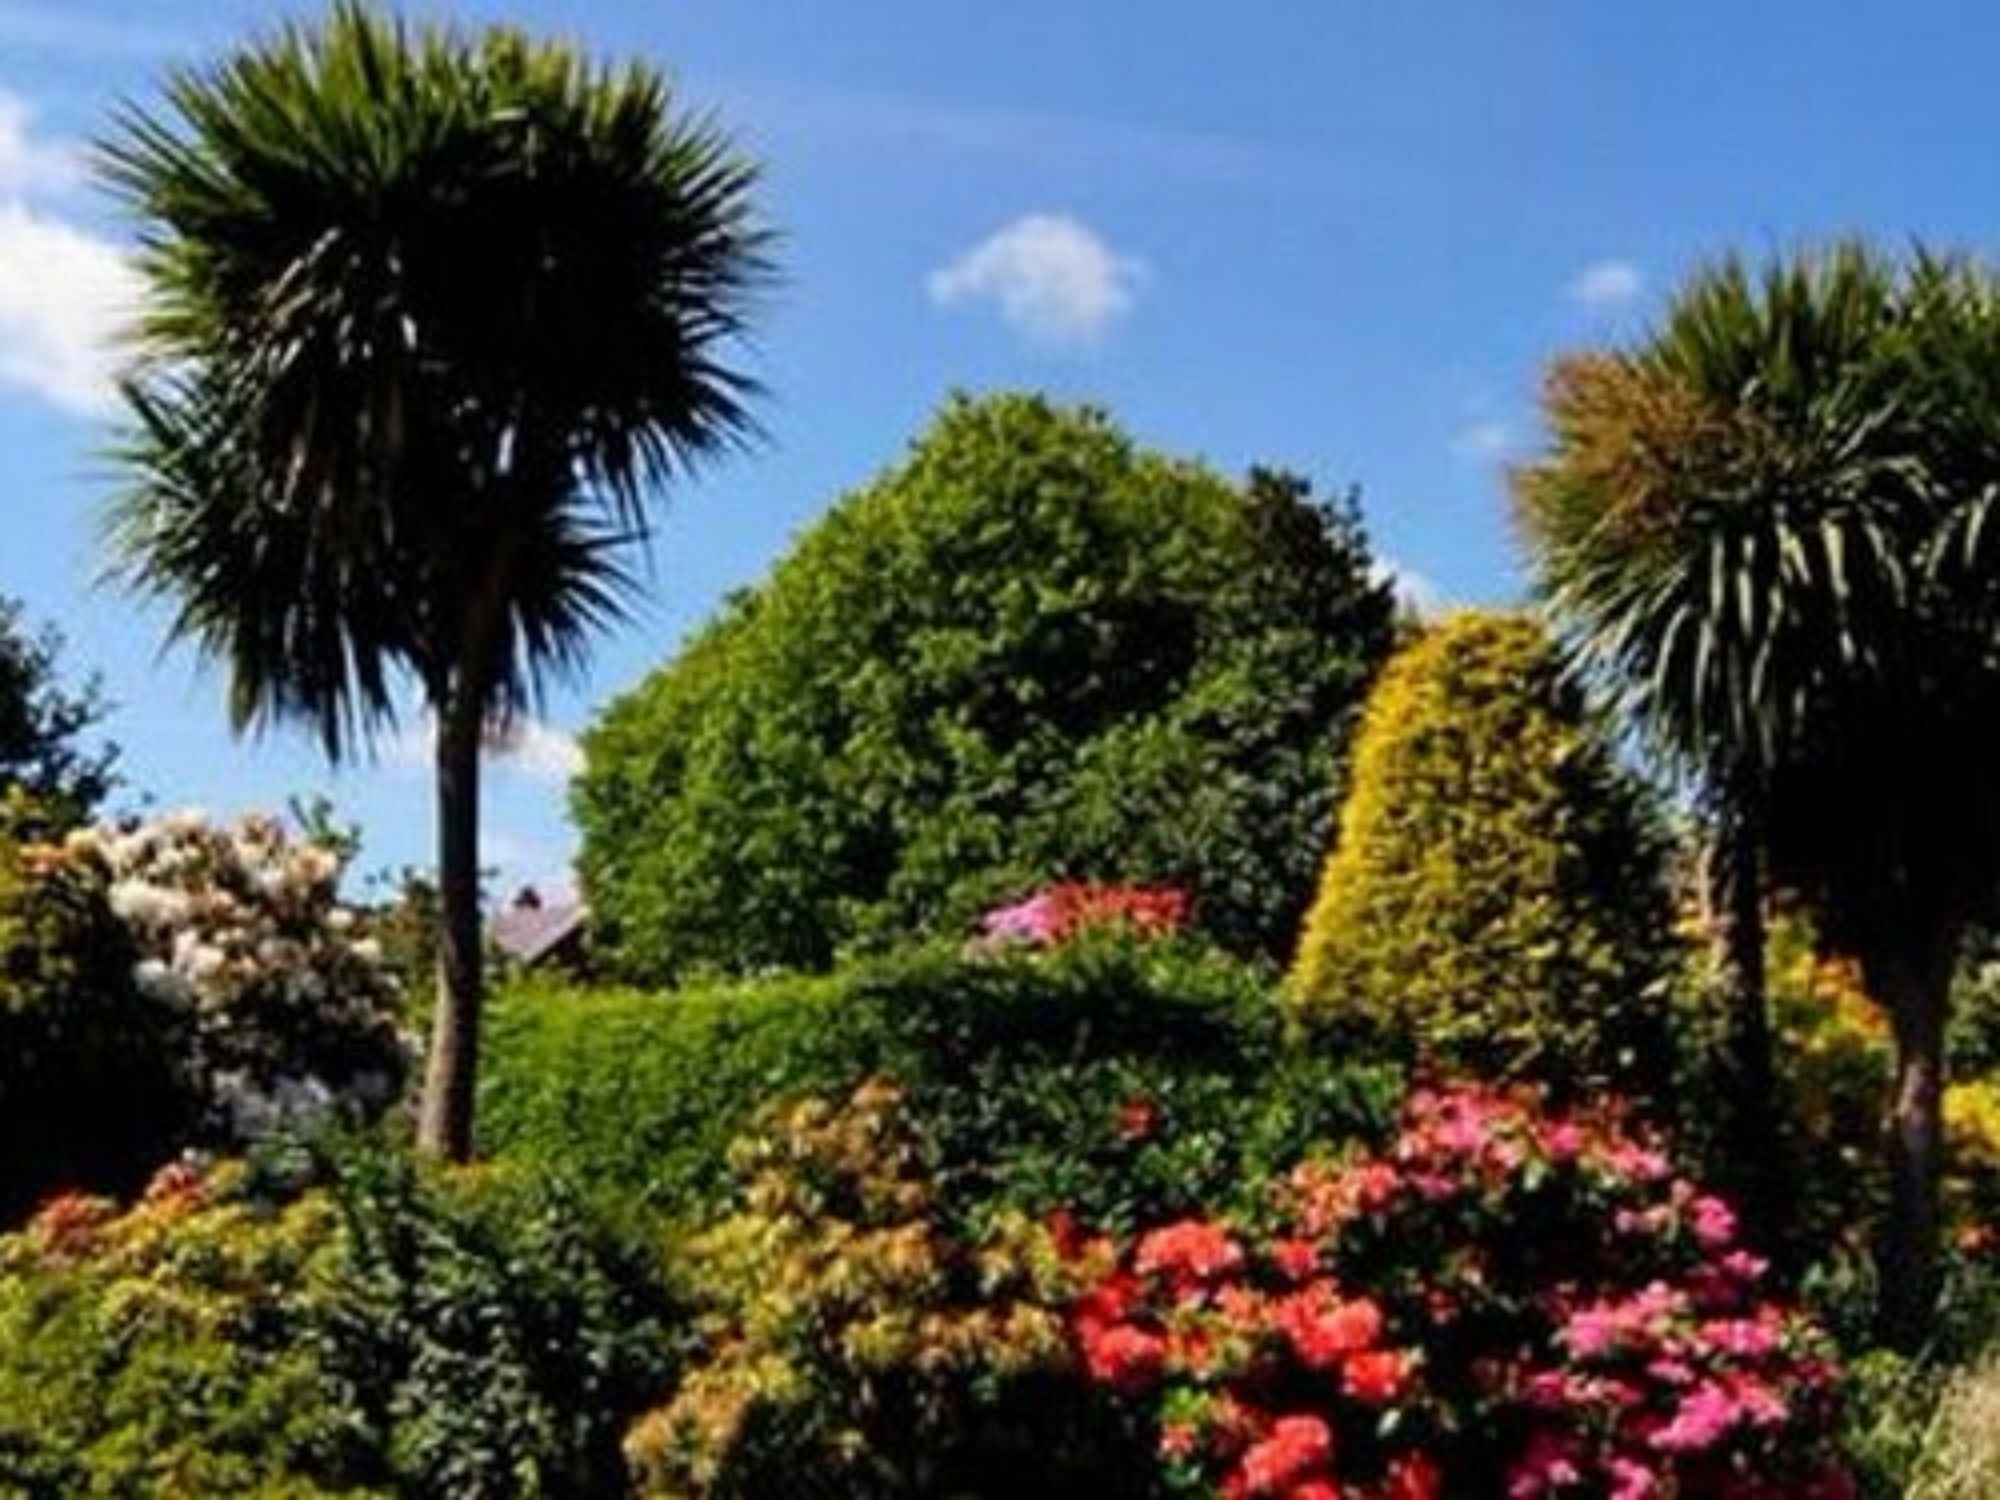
[102,2,772,756]
[100,3,772,1159]
[1516,243,2000,1343]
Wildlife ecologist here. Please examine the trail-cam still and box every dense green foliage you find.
[481,938,1403,1233]
[575,393,1397,981]
[1287,611,1675,1097]
[0,1152,678,1498]
[0,1165,349,1497]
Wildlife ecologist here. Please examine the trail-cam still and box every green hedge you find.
[479,939,1403,1233]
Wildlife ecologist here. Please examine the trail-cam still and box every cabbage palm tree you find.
[100,5,771,1159]
[1516,246,2000,1344]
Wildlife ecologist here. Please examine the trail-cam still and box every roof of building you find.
[489,887,588,967]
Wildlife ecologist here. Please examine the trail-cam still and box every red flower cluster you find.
[1064,1084,1853,1497]
[1066,1215,1435,1498]
[25,1190,114,1258]
[977,881,1191,947]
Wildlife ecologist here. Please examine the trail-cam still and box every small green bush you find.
[625,1080,1140,1497]
[576,393,1396,980]
[480,938,1403,1233]
[1286,611,1675,1099]
[0,1151,678,1498]
[0,1163,358,1497]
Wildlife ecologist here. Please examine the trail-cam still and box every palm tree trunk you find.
[1706,787,1781,1249]
[417,689,484,1161]
[1871,926,1958,1351]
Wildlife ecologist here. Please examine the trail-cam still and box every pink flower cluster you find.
[1067,1084,1853,1496]
[1281,1085,1853,1498]
[976,881,1191,948]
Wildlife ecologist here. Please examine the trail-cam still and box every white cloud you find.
[0,90,138,415]
[484,718,586,783]
[1567,258,1644,312]
[387,713,585,785]
[1372,557,1447,618]
[927,213,1144,346]
[1451,419,1516,461]
[0,203,139,414]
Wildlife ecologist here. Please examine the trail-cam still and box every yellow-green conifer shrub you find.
[1286,610,1673,1097]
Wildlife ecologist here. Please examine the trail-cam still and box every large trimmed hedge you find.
[1286,611,1674,1097]
[575,393,1396,981]
[479,940,1403,1233]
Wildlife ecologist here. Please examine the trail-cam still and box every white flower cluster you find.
[63,809,409,1139]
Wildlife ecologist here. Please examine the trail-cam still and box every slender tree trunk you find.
[417,687,484,1161]
[1706,787,1781,1249]
[1870,926,1958,1351]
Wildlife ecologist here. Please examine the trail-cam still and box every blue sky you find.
[0,0,1995,894]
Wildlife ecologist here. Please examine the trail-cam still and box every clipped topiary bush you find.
[480,937,1403,1234]
[575,392,1396,981]
[1287,611,1675,1098]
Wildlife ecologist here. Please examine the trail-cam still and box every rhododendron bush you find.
[1064,1084,1853,1497]
[635,1077,1854,1496]
[51,810,407,1139]
[977,882,1192,949]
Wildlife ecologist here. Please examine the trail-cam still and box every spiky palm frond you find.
[1517,244,2000,948]
[1515,246,1925,779]
[100,2,773,757]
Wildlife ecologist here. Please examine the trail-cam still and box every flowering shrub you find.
[625,1079,1144,1496]
[0,806,186,1220]
[1297,1085,1852,1496]
[59,810,408,1139]
[977,881,1192,948]
[1056,1084,1854,1497]
[1062,1213,1437,1497]
[0,1159,349,1494]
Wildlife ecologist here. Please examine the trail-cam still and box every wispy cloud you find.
[0,90,139,416]
[1451,419,1517,461]
[715,79,1345,195]
[0,2,201,59]
[1567,257,1644,312]
[1372,556,1448,618]
[0,91,80,195]
[388,714,586,786]
[484,718,586,783]
[928,213,1144,347]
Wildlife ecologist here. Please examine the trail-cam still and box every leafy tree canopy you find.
[576,392,1397,981]
[0,597,114,824]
